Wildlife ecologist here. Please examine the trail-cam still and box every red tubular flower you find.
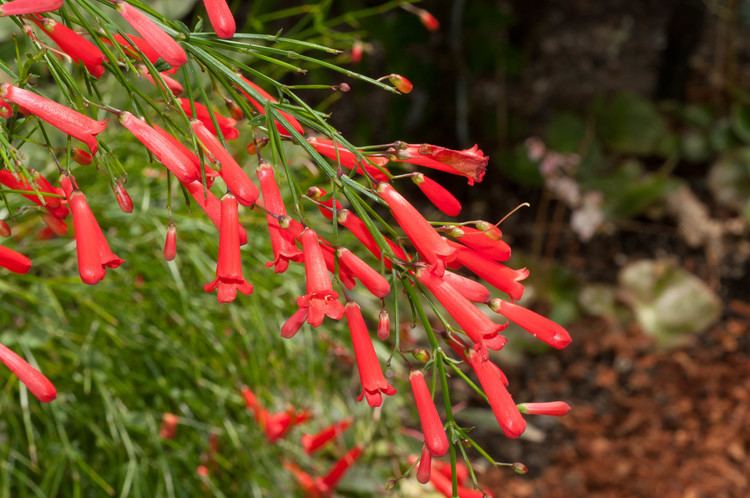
[0,0,62,16]
[183,181,248,245]
[281,308,308,339]
[191,120,258,206]
[448,225,511,262]
[203,193,253,303]
[115,1,187,69]
[409,370,449,456]
[0,220,10,237]
[416,445,432,484]
[396,144,489,185]
[418,9,440,31]
[159,413,179,439]
[284,461,323,498]
[301,418,352,455]
[257,163,303,272]
[110,33,160,65]
[337,209,406,269]
[0,84,106,153]
[163,223,177,261]
[318,446,363,493]
[467,346,526,438]
[73,148,93,165]
[387,74,413,94]
[180,99,238,140]
[518,401,571,417]
[453,246,528,301]
[237,75,304,136]
[377,309,390,340]
[42,213,68,236]
[429,469,488,498]
[33,17,106,77]
[417,267,507,351]
[319,243,356,290]
[241,386,270,429]
[297,229,344,327]
[434,460,470,487]
[113,180,133,213]
[153,125,219,186]
[489,299,572,350]
[344,302,396,407]
[443,271,490,303]
[0,342,56,402]
[120,112,201,183]
[377,183,455,274]
[0,245,32,274]
[307,137,389,181]
[351,41,364,63]
[203,0,236,39]
[412,174,461,217]
[307,186,342,221]
[137,65,183,95]
[337,248,390,298]
[0,169,64,212]
[264,408,312,442]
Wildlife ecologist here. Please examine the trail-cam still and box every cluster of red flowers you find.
[0,1,574,495]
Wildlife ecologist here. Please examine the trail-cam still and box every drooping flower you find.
[264,408,312,442]
[409,370,449,456]
[416,445,432,483]
[241,386,270,429]
[412,174,461,216]
[33,17,106,77]
[377,183,455,274]
[417,267,507,350]
[307,136,389,181]
[336,208,407,269]
[159,413,179,439]
[337,248,391,298]
[180,98,238,140]
[301,418,352,455]
[433,460,471,487]
[257,162,303,272]
[0,245,32,274]
[489,298,572,349]
[280,308,308,339]
[466,345,526,438]
[120,112,201,183]
[191,120,258,205]
[387,74,413,94]
[453,246,528,301]
[317,446,363,493]
[418,9,440,31]
[344,301,396,407]
[72,148,93,165]
[296,229,344,327]
[203,193,253,303]
[0,84,107,153]
[137,65,183,95]
[284,461,323,498]
[428,468,489,498]
[0,168,66,215]
[163,223,177,261]
[203,0,236,39]
[0,342,56,402]
[377,309,390,340]
[42,212,68,236]
[114,1,187,69]
[0,0,62,16]
[237,75,304,136]
[113,180,133,213]
[442,271,490,303]
[109,33,161,65]
[0,97,12,118]
[395,143,489,185]
[518,401,571,417]
[447,224,511,262]
[183,181,248,245]
[153,125,219,186]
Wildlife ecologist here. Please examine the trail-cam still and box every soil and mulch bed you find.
[482,300,750,498]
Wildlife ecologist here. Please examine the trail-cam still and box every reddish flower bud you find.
[307,136,389,181]
[337,248,390,298]
[377,183,455,274]
[377,309,390,340]
[489,299,572,349]
[72,148,93,165]
[192,119,258,205]
[196,465,209,477]
[120,112,201,183]
[33,17,106,77]
[115,1,187,69]
[0,220,10,237]
[203,0,236,39]
[180,99,238,140]
[345,302,396,407]
[417,267,507,350]
[163,223,177,261]
[449,226,511,262]
[418,9,440,31]
[351,40,364,63]
[281,308,308,339]
[203,194,253,303]
[410,370,449,456]
[416,445,432,484]
[183,181,248,245]
[113,180,133,213]
[1,84,106,153]
[453,247,527,301]
[442,271,490,303]
[518,401,571,416]
[257,163,303,272]
[159,413,179,439]
[301,418,352,455]
[0,342,56,402]
[388,74,413,94]
[0,0,62,16]
[396,144,489,185]
[412,174,461,216]
[0,245,31,274]
[319,446,363,492]
[237,75,304,136]
[297,229,344,327]
[467,346,525,438]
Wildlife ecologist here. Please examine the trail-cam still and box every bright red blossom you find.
[397,143,489,185]
[296,229,344,327]
[0,342,56,402]
[115,1,187,68]
[416,445,432,483]
[113,181,133,213]
[452,245,528,301]
[257,163,303,272]
[307,137,389,181]
[418,9,440,31]
[409,370,449,457]
[0,0,62,16]
[183,181,248,245]
[33,17,106,77]
[163,223,177,261]
[337,248,391,298]
[203,0,236,39]
[0,245,32,274]
[301,418,352,455]
[412,174,462,216]
[180,99,238,140]
[317,446,363,493]
[518,401,572,417]
[442,271,490,303]
[490,298,572,349]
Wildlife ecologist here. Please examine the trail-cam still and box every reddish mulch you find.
[484,302,750,498]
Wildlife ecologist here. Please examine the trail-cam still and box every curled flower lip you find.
[396,143,489,185]
[296,228,344,327]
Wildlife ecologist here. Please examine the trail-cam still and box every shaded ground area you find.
[484,303,750,498]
